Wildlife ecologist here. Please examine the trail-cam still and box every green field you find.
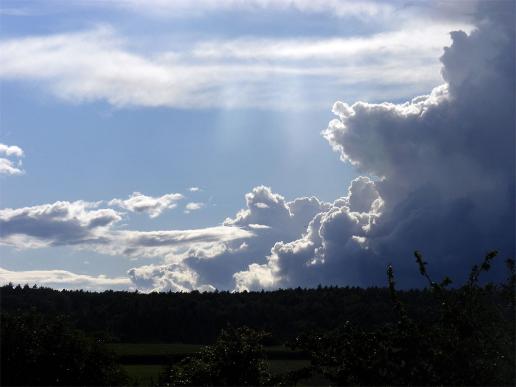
[109,342,301,357]
[268,359,310,374]
[122,364,165,386]
[109,342,202,357]
[110,343,317,385]
[122,360,313,386]
[110,343,201,385]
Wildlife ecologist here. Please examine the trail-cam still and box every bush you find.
[159,327,273,386]
[1,311,127,386]
[293,251,515,386]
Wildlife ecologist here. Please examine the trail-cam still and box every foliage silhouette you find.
[0,282,437,344]
[0,251,513,386]
[158,327,274,386]
[1,311,127,386]
[293,251,515,386]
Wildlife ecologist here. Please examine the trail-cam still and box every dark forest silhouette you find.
[1,252,514,386]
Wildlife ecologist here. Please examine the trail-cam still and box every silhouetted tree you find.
[293,251,515,386]
[159,327,273,386]
[1,250,513,386]
[0,281,433,344]
[1,311,127,386]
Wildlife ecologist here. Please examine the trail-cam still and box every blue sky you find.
[0,0,513,291]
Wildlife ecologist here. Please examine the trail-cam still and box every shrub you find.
[1,311,127,386]
[293,251,515,386]
[159,326,273,386]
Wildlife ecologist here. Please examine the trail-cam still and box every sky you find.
[0,0,514,291]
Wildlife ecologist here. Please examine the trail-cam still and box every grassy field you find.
[109,342,202,357]
[109,342,301,357]
[122,364,165,386]
[110,343,199,385]
[122,360,313,386]
[110,342,318,385]
[268,359,310,374]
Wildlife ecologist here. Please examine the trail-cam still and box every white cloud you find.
[0,199,254,265]
[0,267,131,291]
[224,186,329,230]
[233,262,276,291]
[147,186,329,290]
[70,186,327,291]
[0,159,24,176]
[234,176,382,290]
[189,187,201,192]
[128,263,215,292]
[0,20,470,110]
[0,144,24,157]
[0,201,120,247]
[184,202,205,213]
[104,226,253,262]
[0,143,24,175]
[192,24,470,62]
[109,192,184,218]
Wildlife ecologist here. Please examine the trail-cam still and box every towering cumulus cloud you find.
[134,186,329,291]
[235,2,515,290]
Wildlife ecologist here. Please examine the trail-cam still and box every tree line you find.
[1,251,514,385]
[2,280,440,344]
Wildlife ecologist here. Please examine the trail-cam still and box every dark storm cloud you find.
[235,1,515,290]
